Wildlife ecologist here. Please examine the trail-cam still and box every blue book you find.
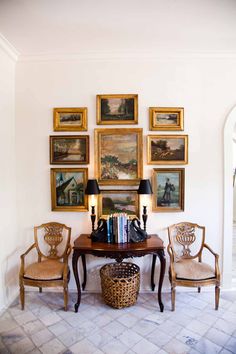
[107,218,111,243]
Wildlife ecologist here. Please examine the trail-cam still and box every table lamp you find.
[137,179,153,231]
[85,179,100,231]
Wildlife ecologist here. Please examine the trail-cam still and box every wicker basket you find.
[100,262,140,309]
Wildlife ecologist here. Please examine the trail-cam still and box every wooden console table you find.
[72,234,166,312]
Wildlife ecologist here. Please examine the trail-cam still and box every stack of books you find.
[106,213,131,244]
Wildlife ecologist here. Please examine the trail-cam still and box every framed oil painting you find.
[149,107,184,131]
[51,168,88,211]
[50,135,89,165]
[152,168,184,212]
[147,135,188,165]
[98,190,139,219]
[95,128,143,185]
[96,94,138,125]
[53,107,87,131]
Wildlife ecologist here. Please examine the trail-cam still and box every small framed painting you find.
[51,168,88,211]
[152,168,184,212]
[96,94,138,125]
[147,135,188,165]
[149,107,184,131]
[53,107,87,131]
[98,190,139,219]
[95,128,143,185]
[50,135,89,164]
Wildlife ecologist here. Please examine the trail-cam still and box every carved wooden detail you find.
[44,224,64,258]
[175,223,196,258]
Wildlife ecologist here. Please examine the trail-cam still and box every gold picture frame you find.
[149,107,184,131]
[95,128,143,185]
[152,168,185,212]
[97,94,138,125]
[50,135,89,165]
[53,107,87,131]
[147,135,188,165]
[98,190,139,219]
[51,168,88,211]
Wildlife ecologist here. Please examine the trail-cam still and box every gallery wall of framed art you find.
[49,95,188,215]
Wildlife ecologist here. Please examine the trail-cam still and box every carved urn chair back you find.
[19,222,72,311]
[35,222,71,261]
[167,222,220,311]
[168,222,205,262]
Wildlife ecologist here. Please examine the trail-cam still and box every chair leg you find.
[171,286,176,311]
[64,285,68,311]
[20,282,25,310]
[39,287,42,293]
[215,286,220,310]
[198,287,201,293]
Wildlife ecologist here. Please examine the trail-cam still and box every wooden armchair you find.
[167,222,220,311]
[19,222,72,311]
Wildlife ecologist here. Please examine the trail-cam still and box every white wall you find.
[15,55,236,292]
[0,44,17,311]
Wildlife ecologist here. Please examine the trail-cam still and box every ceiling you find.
[0,0,236,56]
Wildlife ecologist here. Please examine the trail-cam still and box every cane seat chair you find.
[167,222,220,311]
[19,222,72,311]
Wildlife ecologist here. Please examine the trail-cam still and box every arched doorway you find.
[223,105,236,288]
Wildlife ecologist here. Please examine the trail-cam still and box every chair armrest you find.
[62,245,72,279]
[20,243,36,276]
[63,245,72,262]
[203,243,218,257]
[203,243,220,281]
[167,244,176,280]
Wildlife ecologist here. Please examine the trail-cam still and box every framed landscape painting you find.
[53,107,87,131]
[147,135,188,164]
[98,190,139,219]
[95,128,143,185]
[96,94,138,125]
[152,168,184,212]
[50,135,89,164]
[149,107,184,131]
[51,168,88,211]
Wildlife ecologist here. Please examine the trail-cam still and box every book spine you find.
[107,218,111,243]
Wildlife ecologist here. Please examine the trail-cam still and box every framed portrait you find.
[95,128,143,185]
[51,168,88,211]
[53,107,87,131]
[50,135,89,165]
[98,190,139,219]
[152,168,184,212]
[147,135,188,165]
[149,107,184,131]
[96,94,138,125]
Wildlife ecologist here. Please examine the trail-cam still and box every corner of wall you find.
[0,33,18,62]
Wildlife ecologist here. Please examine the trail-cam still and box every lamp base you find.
[142,205,147,231]
[91,205,96,232]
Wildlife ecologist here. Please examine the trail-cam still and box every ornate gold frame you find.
[53,107,87,131]
[96,94,138,125]
[147,135,188,165]
[152,168,185,212]
[98,190,140,219]
[50,135,89,165]
[149,107,184,131]
[51,168,88,211]
[95,128,143,185]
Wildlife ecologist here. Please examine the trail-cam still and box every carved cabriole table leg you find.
[156,249,166,312]
[151,254,157,291]
[81,254,87,290]
[72,250,81,312]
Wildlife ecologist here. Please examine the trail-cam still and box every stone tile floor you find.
[0,290,236,353]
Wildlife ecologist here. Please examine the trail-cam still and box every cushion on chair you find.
[24,260,67,280]
[174,259,215,280]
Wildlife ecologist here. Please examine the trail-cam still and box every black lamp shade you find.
[85,179,100,195]
[137,179,153,194]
